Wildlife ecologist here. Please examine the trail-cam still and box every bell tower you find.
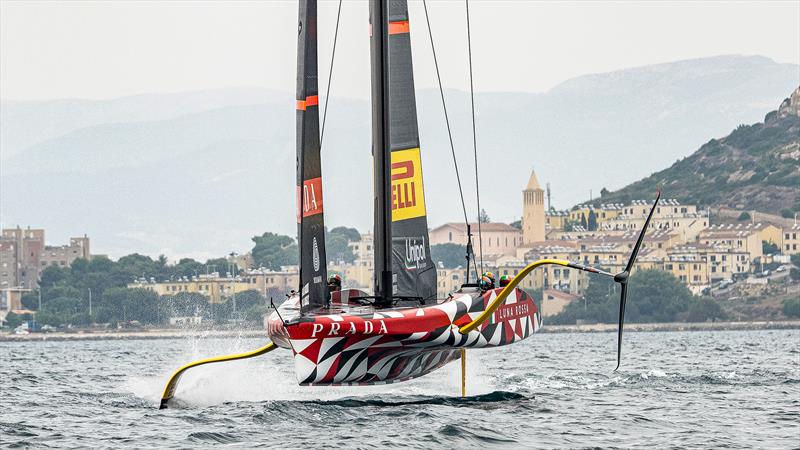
[522,169,546,244]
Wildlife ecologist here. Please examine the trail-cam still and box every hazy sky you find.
[2,1,799,101]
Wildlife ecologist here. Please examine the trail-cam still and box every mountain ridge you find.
[1,55,798,258]
[589,87,800,215]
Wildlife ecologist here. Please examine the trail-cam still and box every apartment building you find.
[430,222,523,258]
[540,290,580,317]
[339,233,374,291]
[128,267,299,304]
[436,267,466,297]
[545,210,569,231]
[698,224,778,262]
[0,227,91,290]
[666,244,750,287]
[522,241,587,295]
[569,203,623,228]
[782,224,799,255]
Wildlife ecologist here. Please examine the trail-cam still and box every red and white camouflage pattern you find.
[266,287,540,386]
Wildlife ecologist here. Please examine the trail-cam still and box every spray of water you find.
[123,332,498,408]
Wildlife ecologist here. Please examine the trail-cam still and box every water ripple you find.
[0,329,797,448]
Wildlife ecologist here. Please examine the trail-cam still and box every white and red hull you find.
[266,287,541,386]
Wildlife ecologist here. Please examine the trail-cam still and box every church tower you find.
[522,169,546,244]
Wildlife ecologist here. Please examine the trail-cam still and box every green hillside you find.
[592,87,800,216]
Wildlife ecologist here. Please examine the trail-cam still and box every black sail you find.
[296,0,328,310]
[371,0,437,303]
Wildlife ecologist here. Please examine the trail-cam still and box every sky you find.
[1,1,799,101]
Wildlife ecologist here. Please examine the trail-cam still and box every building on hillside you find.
[39,236,91,268]
[545,210,569,231]
[703,222,782,249]
[578,240,631,273]
[0,227,91,290]
[574,230,674,272]
[666,244,750,286]
[337,233,374,291]
[625,199,698,217]
[430,222,523,258]
[329,261,373,292]
[0,241,16,291]
[0,287,26,313]
[522,169,546,244]
[0,287,33,325]
[599,199,709,242]
[621,229,681,256]
[436,266,466,298]
[784,224,799,255]
[699,223,777,263]
[632,249,664,271]
[228,253,255,271]
[493,260,543,292]
[1,227,44,290]
[546,229,619,242]
[569,203,624,229]
[243,267,300,296]
[128,267,298,304]
[540,289,579,317]
[758,224,783,249]
[662,253,710,293]
[348,233,373,263]
[522,241,587,295]
[128,274,251,304]
[522,241,579,263]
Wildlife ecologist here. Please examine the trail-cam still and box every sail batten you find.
[296,0,328,310]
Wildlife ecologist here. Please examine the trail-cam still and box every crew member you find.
[479,271,496,291]
[499,274,512,288]
[327,274,342,292]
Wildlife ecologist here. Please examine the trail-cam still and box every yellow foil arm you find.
[159,342,276,409]
[458,259,570,334]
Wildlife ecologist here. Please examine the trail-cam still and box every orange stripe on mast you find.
[296,95,319,110]
[388,20,409,35]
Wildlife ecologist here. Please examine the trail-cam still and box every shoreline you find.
[2,320,799,342]
[0,329,267,342]
[539,320,800,333]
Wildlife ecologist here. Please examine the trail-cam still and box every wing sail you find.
[296,0,328,310]
[386,0,437,302]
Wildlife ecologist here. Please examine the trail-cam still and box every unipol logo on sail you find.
[390,148,426,222]
[399,236,428,270]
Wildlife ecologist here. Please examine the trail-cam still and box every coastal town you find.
[2,1,799,446]
[2,169,798,329]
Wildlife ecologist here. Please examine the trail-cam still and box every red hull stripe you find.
[296,95,319,110]
[388,21,410,35]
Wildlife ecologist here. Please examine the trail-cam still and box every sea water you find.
[1,329,798,448]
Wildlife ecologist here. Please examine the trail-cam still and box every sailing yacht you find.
[159,0,659,407]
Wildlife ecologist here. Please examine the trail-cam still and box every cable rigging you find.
[319,0,342,148]
[465,0,483,276]
[422,0,482,282]
[322,1,486,281]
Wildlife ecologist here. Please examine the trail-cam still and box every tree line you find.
[6,253,277,329]
[4,229,360,329]
[548,269,727,324]
[251,226,360,269]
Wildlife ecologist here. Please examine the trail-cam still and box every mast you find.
[370,0,393,307]
[371,0,437,306]
[296,0,329,310]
